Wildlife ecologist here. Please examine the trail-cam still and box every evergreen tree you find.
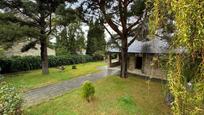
[86,20,106,55]
[76,29,86,54]
[54,6,85,55]
[86,22,98,55]
[0,0,77,74]
[80,0,148,78]
[0,13,39,48]
[95,21,106,54]
[55,22,85,55]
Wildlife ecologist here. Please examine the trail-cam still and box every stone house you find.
[4,42,56,57]
[108,38,177,80]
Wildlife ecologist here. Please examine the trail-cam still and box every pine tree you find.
[86,20,106,55]
[54,6,85,55]
[0,13,39,48]
[0,0,77,74]
[80,0,148,78]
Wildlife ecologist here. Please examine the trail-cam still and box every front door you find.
[135,56,142,69]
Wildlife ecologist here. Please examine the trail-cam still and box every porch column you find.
[119,53,121,64]
[108,53,112,67]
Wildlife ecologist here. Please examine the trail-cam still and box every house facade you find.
[4,42,56,57]
[108,38,170,80]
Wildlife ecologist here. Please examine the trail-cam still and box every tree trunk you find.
[120,38,128,78]
[38,1,49,75]
[40,36,49,74]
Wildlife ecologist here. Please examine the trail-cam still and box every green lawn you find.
[24,75,170,115]
[4,61,106,92]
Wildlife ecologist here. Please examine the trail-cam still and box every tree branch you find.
[112,19,122,27]
[126,0,134,7]
[119,0,125,34]
[103,24,121,48]
[127,9,147,33]
[127,27,141,47]
[97,0,123,37]
[128,18,148,47]
[128,37,136,47]
[12,1,38,22]
[46,13,52,36]
[127,16,142,32]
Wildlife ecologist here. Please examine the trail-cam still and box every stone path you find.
[23,66,119,108]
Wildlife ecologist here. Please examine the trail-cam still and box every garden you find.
[24,75,170,115]
[0,0,204,114]
[3,61,105,92]
[1,59,171,115]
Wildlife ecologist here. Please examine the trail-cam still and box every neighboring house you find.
[4,42,56,57]
[76,49,86,55]
[107,38,185,80]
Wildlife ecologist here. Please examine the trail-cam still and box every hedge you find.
[0,55,103,74]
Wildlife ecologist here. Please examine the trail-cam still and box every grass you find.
[24,75,171,115]
[3,61,106,92]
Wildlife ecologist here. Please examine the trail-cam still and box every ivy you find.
[149,0,204,114]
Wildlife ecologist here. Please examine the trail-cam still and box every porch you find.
[107,53,167,80]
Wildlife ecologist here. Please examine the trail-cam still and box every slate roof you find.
[108,37,186,54]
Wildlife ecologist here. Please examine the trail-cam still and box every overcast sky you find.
[79,23,116,42]
[50,1,117,43]
[50,23,115,43]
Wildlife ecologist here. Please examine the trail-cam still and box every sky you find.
[79,23,116,42]
[50,23,115,43]
[50,1,116,43]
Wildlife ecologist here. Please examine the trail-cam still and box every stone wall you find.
[128,54,135,70]
[143,54,166,80]
[128,54,166,80]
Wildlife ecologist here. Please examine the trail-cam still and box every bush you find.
[0,48,5,59]
[93,51,105,61]
[0,55,102,74]
[92,54,104,61]
[72,65,77,69]
[81,81,95,102]
[0,82,22,115]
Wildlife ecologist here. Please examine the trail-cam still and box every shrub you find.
[93,51,104,61]
[92,54,104,61]
[81,81,95,102]
[0,48,5,59]
[72,65,77,69]
[0,55,102,74]
[0,82,22,115]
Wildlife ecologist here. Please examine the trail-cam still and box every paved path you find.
[23,66,119,108]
